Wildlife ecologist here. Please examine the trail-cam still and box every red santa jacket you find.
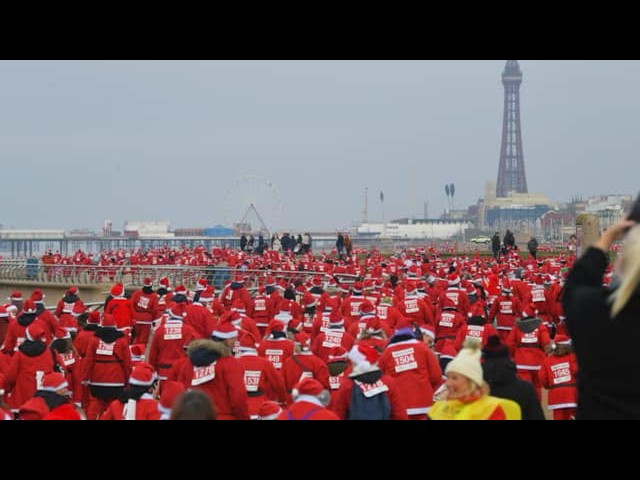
[130,289,160,325]
[81,329,132,389]
[237,350,288,418]
[100,394,161,420]
[4,339,55,410]
[148,317,200,381]
[277,399,340,420]
[539,348,578,410]
[172,339,250,420]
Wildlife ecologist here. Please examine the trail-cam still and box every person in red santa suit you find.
[2,299,50,355]
[19,372,83,420]
[100,362,161,420]
[325,346,352,399]
[72,310,101,411]
[488,280,522,343]
[250,285,275,337]
[282,332,330,404]
[183,287,216,339]
[506,310,553,401]
[54,286,85,319]
[276,378,339,420]
[0,379,13,420]
[129,277,160,346]
[378,321,443,420]
[156,277,174,315]
[257,320,295,372]
[354,316,391,353]
[148,303,200,384]
[30,289,58,338]
[220,275,252,312]
[81,313,132,420]
[104,283,136,338]
[236,331,287,419]
[311,310,356,363]
[398,281,435,329]
[50,326,80,406]
[454,315,498,351]
[339,282,367,330]
[329,344,408,420]
[4,323,55,415]
[539,334,578,420]
[171,323,250,420]
[375,291,403,331]
[433,304,466,372]
[227,301,262,342]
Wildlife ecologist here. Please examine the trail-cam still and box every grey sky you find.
[0,60,638,233]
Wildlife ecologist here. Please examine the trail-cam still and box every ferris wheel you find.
[222,175,284,236]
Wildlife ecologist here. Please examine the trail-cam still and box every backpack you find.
[347,379,391,420]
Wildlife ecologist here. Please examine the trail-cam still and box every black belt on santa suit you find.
[546,383,576,389]
[517,344,543,348]
[247,390,264,397]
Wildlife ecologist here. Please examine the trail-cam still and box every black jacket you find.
[483,357,546,420]
[562,247,640,420]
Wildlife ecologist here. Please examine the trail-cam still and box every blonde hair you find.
[610,224,640,318]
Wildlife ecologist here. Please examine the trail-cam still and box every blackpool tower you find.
[495,60,528,198]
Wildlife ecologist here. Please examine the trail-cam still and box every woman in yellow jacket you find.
[428,343,521,420]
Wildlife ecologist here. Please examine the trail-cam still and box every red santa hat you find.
[168,302,186,318]
[30,289,45,304]
[265,276,276,287]
[359,301,376,317]
[87,310,101,325]
[292,378,324,399]
[302,292,317,309]
[554,334,572,346]
[269,319,286,333]
[9,290,23,301]
[311,276,323,286]
[287,318,302,333]
[25,322,46,342]
[327,346,349,363]
[348,344,380,375]
[351,281,364,294]
[40,372,68,392]
[447,274,461,286]
[364,316,383,334]
[159,277,171,290]
[212,322,238,340]
[328,309,344,326]
[53,325,71,341]
[257,400,282,420]
[66,286,78,296]
[100,313,117,329]
[196,278,208,291]
[481,335,509,359]
[158,381,186,416]
[199,286,215,302]
[238,331,258,351]
[129,362,157,387]
[22,299,37,314]
[173,285,188,296]
[501,279,512,293]
[294,331,311,349]
[130,344,146,363]
[142,277,153,287]
[110,283,125,298]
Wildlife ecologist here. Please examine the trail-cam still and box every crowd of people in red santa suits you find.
[0,243,583,420]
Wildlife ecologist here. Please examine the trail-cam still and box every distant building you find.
[357,219,472,240]
[123,220,174,239]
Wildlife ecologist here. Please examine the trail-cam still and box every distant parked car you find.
[470,236,491,244]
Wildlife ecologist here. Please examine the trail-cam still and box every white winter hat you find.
[445,345,484,386]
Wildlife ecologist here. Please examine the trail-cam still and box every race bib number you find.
[439,312,455,328]
[521,332,538,344]
[192,363,216,386]
[405,299,419,314]
[137,296,150,310]
[329,374,342,390]
[445,292,459,305]
[254,299,266,311]
[266,349,283,369]
[377,306,388,319]
[322,331,343,348]
[225,290,233,301]
[392,347,418,373]
[96,340,115,356]
[14,337,25,351]
[164,326,183,340]
[355,379,389,397]
[350,302,363,316]
[551,362,571,384]
[63,301,75,313]
[61,351,76,366]
[298,371,313,382]
[244,370,261,392]
[532,289,546,303]
[500,302,513,315]
[465,325,484,341]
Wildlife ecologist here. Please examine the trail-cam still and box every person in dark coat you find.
[491,232,501,260]
[562,216,640,420]
[239,234,248,252]
[503,230,516,251]
[481,335,546,420]
[336,233,345,259]
[527,236,539,260]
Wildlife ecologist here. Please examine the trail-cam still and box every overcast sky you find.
[0,60,638,233]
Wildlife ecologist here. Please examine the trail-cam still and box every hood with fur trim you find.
[516,316,542,334]
[348,369,383,384]
[95,327,125,343]
[187,339,231,367]
[63,293,79,304]
[18,340,47,357]
[17,312,37,328]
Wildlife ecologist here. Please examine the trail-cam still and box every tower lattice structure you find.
[496,60,528,198]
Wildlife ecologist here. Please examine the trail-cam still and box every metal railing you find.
[0,260,358,290]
